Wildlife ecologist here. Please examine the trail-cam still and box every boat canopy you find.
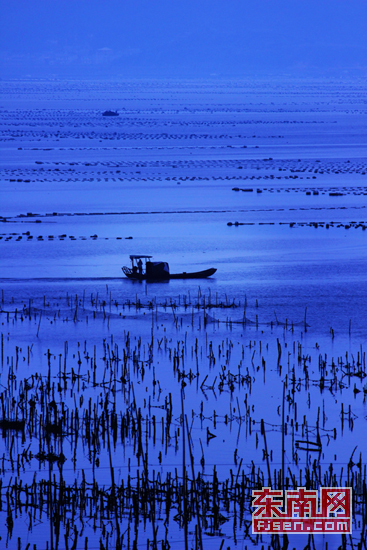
[129,255,153,260]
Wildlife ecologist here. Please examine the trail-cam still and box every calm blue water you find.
[0,79,366,550]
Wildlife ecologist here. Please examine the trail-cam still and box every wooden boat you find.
[122,255,216,281]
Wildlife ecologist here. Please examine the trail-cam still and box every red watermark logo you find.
[252,487,352,534]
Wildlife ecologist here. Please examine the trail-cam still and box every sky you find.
[1,0,366,79]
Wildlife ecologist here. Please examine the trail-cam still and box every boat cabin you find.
[129,255,170,278]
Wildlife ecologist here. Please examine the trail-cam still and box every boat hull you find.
[122,267,216,281]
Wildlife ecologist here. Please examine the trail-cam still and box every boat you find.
[122,255,217,281]
[102,110,119,116]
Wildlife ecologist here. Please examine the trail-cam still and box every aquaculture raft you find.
[122,255,217,281]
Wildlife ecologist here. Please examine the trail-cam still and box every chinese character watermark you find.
[252,487,352,534]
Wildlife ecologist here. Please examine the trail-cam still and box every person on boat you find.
[137,258,143,275]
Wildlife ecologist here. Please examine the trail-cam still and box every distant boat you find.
[102,110,119,116]
[122,255,217,281]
